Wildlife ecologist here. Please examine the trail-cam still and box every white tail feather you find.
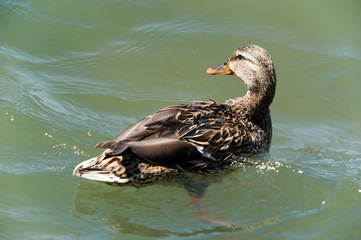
[73,157,129,184]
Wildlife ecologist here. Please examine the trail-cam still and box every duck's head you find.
[207,44,276,95]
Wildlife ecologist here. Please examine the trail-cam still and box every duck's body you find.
[73,44,276,185]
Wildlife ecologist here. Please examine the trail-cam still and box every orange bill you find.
[206,60,232,75]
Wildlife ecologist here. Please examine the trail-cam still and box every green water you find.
[1,0,361,239]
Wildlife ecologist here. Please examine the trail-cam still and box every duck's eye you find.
[235,54,244,60]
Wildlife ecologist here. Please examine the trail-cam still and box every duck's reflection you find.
[71,171,277,237]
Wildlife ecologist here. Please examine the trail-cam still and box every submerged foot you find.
[190,197,238,228]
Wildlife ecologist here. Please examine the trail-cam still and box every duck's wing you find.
[95,101,257,167]
[95,103,198,166]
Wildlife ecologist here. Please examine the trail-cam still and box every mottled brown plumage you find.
[73,44,276,185]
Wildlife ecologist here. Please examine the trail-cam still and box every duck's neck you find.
[226,83,275,121]
[226,63,276,121]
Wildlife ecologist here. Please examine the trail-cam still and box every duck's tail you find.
[73,150,182,184]
[73,151,130,184]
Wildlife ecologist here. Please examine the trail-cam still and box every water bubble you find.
[44,132,53,138]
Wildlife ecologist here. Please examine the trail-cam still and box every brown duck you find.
[73,44,276,185]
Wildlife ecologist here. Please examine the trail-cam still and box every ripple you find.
[0,1,39,23]
[0,44,105,73]
[130,18,215,36]
[287,43,361,69]
[126,17,265,56]
[1,1,95,28]
[273,123,361,186]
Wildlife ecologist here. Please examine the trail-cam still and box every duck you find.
[73,44,276,186]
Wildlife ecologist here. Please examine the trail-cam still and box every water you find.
[1,0,361,239]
